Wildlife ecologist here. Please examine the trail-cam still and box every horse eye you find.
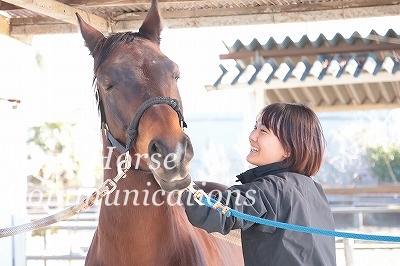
[97,78,114,91]
[104,84,114,90]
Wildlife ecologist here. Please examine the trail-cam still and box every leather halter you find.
[103,96,187,154]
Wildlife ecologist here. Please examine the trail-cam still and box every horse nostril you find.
[148,137,193,171]
[183,135,194,161]
[150,140,162,156]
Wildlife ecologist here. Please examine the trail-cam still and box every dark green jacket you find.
[182,162,336,266]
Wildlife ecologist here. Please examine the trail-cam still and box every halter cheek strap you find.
[104,96,187,154]
[104,124,126,154]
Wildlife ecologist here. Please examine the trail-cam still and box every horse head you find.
[76,0,193,192]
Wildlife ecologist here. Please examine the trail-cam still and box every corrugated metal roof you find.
[208,29,400,111]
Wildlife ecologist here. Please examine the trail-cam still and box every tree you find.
[365,145,400,183]
[27,122,81,188]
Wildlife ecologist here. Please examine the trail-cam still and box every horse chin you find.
[151,171,192,192]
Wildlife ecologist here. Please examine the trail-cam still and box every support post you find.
[343,238,354,266]
[0,15,10,36]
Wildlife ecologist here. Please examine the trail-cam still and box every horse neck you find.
[87,140,241,265]
[97,140,191,246]
[98,168,172,231]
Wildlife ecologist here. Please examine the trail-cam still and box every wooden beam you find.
[113,4,400,31]
[313,103,400,112]
[1,14,34,44]
[11,34,32,44]
[324,185,400,195]
[3,0,109,33]
[9,16,60,26]
[3,0,400,35]
[0,1,20,10]
[10,22,78,35]
[60,0,398,10]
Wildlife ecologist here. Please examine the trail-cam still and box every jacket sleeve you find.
[182,182,276,235]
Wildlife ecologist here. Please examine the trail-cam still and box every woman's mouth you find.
[250,146,259,153]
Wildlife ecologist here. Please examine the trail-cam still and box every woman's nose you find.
[249,129,258,142]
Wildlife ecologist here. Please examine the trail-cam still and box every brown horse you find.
[76,0,244,265]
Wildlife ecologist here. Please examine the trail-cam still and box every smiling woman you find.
[182,102,335,266]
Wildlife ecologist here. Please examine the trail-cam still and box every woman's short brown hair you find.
[259,102,325,176]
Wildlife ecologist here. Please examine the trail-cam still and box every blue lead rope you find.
[196,192,400,243]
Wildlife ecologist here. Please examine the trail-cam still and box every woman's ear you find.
[283,151,290,158]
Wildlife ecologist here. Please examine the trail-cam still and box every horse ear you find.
[76,13,105,55]
[139,0,163,44]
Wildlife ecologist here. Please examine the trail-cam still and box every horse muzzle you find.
[148,135,194,191]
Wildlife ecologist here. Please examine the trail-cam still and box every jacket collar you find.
[236,162,289,184]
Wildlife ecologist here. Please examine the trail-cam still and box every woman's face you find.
[247,117,287,166]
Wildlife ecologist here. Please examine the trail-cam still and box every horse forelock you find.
[92,31,155,125]
[93,32,138,73]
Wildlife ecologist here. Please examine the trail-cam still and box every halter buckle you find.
[187,182,206,206]
[103,179,117,194]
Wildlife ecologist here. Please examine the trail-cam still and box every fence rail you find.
[25,186,400,266]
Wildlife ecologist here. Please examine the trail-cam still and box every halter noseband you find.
[104,96,187,154]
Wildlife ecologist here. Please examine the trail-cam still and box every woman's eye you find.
[261,128,271,134]
[174,76,180,81]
